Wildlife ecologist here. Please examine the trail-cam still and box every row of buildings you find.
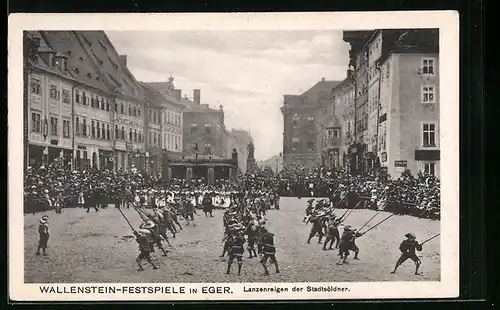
[281,29,440,177]
[23,31,253,177]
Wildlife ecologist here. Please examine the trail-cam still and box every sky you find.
[107,30,350,161]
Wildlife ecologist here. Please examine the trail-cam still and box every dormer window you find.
[86,73,92,79]
[73,68,79,74]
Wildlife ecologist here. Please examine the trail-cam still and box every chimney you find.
[193,89,201,104]
[321,77,326,82]
[119,55,127,66]
[172,89,182,101]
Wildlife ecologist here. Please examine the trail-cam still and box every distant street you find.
[24,197,440,283]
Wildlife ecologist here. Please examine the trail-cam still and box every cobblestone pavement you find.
[24,197,440,283]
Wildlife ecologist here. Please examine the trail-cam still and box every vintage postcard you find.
[8,12,459,301]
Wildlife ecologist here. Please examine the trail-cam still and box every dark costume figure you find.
[202,194,214,217]
[142,221,169,257]
[225,233,246,275]
[36,215,50,256]
[307,214,326,244]
[259,228,280,275]
[134,229,158,271]
[322,217,341,250]
[337,226,363,264]
[391,232,423,275]
[245,221,259,258]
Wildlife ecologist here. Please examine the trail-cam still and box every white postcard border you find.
[8,11,460,301]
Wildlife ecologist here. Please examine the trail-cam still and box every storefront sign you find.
[394,160,407,167]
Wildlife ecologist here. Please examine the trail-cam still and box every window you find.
[422,123,437,147]
[31,112,41,132]
[137,108,141,117]
[75,90,81,103]
[422,85,436,103]
[154,132,157,145]
[82,92,87,105]
[307,116,315,129]
[63,120,70,138]
[138,131,142,143]
[50,117,58,136]
[114,102,118,112]
[129,128,133,142]
[149,132,152,144]
[191,124,197,133]
[102,125,105,139]
[90,95,95,108]
[82,119,87,137]
[121,126,125,140]
[205,124,212,134]
[204,143,212,155]
[115,125,119,140]
[148,110,152,121]
[62,89,70,103]
[163,134,166,148]
[422,58,435,75]
[91,120,95,138]
[75,117,80,136]
[292,137,300,151]
[30,77,41,95]
[134,129,137,142]
[307,141,315,152]
[100,98,105,110]
[106,100,110,111]
[50,84,60,100]
[292,114,299,128]
[96,122,101,139]
[129,104,132,116]
[106,124,110,140]
[423,162,436,176]
[120,103,124,114]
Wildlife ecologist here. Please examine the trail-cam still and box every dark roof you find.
[39,31,112,94]
[145,82,220,113]
[301,80,341,97]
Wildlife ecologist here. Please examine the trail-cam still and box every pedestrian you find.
[390,232,423,275]
[36,215,50,256]
[134,229,158,271]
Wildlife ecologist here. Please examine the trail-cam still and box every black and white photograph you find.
[9,12,459,301]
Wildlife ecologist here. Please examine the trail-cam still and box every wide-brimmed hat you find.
[142,221,155,229]
[405,232,416,239]
[138,229,151,235]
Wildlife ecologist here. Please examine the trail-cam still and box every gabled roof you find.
[139,82,184,109]
[39,31,111,93]
[301,80,341,97]
[76,31,142,99]
[27,31,76,81]
[145,82,220,113]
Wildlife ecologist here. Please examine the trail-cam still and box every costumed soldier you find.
[133,228,158,271]
[337,225,363,265]
[322,216,341,250]
[142,220,169,257]
[36,215,50,256]
[244,220,259,258]
[225,231,246,275]
[259,227,280,275]
[306,212,326,244]
[390,232,423,275]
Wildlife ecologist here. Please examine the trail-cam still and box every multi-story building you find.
[30,31,165,172]
[343,29,440,177]
[281,78,341,169]
[318,70,355,169]
[140,82,184,176]
[147,81,227,159]
[25,32,77,169]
